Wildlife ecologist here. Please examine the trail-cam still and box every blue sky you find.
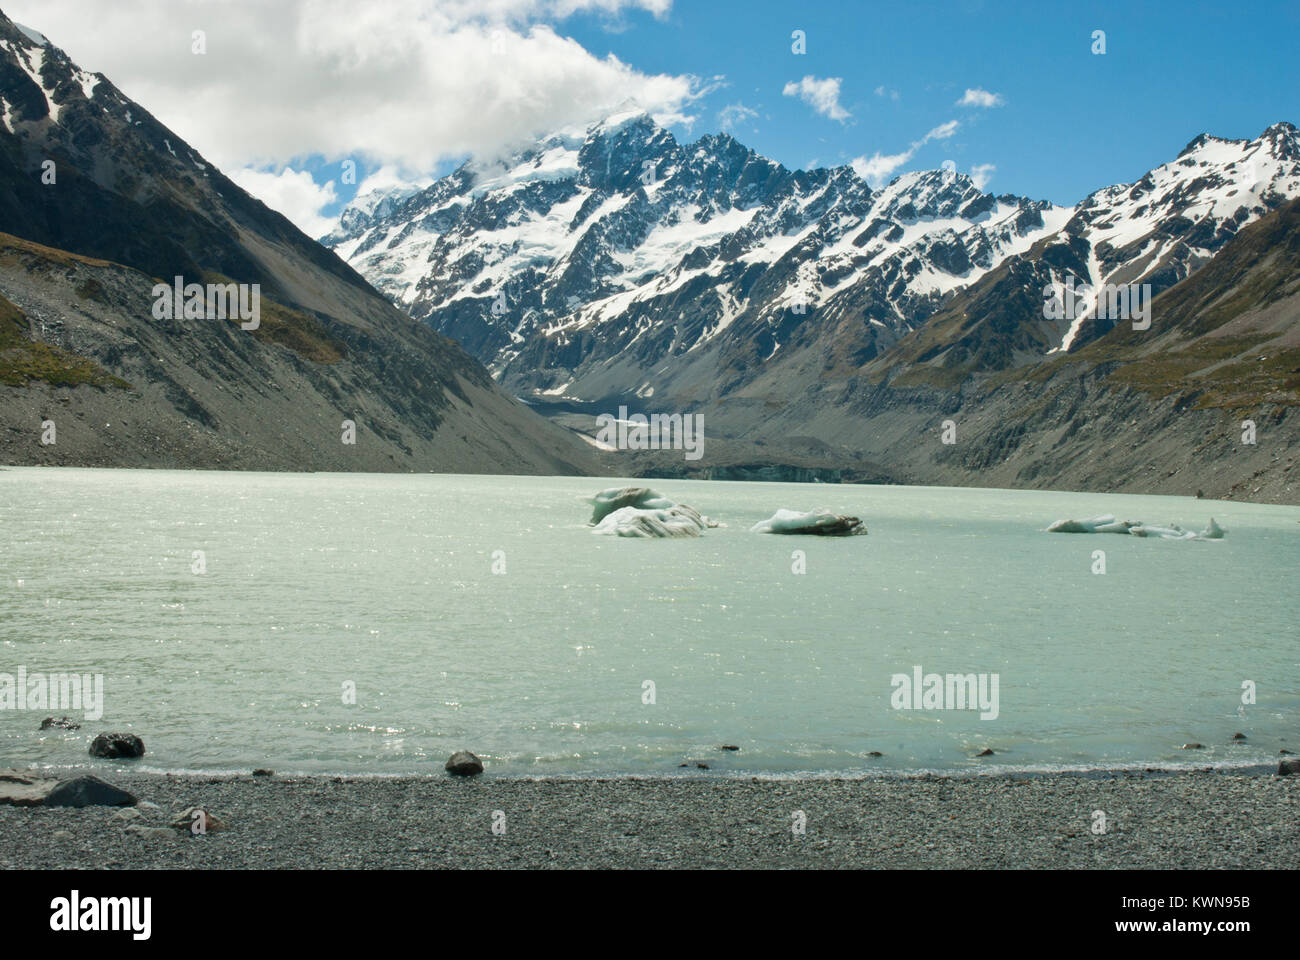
[555,0,1300,206]
[16,0,1297,232]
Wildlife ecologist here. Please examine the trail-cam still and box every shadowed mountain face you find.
[0,11,599,474]
[329,112,1299,501]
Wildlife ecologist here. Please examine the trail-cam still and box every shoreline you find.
[6,758,1287,781]
[5,767,1297,869]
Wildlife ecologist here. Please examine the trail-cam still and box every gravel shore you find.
[3,768,1297,869]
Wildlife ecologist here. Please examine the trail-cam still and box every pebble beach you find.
[4,768,1297,869]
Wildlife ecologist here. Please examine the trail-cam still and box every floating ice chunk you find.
[750,509,867,536]
[592,504,711,538]
[586,487,718,537]
[1047,514,1225,541]
[586,486,675,524]
[1129,523,1194,539]
[1045,514,1136,534]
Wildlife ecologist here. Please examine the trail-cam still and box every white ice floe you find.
[586,487,676,523]
[1046,514,1225,540]
[750,509,867,536]
[586,487,718,538]
[592,504,713,538]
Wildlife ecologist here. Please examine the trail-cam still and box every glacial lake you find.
[1,467,1297,777]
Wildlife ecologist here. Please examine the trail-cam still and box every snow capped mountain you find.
[1043,121,1300,351]
[324,114,1300,407]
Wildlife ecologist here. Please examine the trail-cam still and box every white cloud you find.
[850,119,962,187]
[2,0,701,174]
[874,85,899,101]
[852,150,913,184]
[956,88,1005,108]
[970,163,996,190]
[354,164,434,201]
[925,120,960,141]
[227,167,339,237]
[782,75,850,122]
[717,102,758,133]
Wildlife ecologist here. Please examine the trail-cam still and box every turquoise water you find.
[1,467,1296,777]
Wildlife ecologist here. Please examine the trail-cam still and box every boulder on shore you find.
[0,770,58,806]
[1279,758,1300,776]
[445,751,484,776]
[1,770,137,807]
[44,775,137,808]
[89,732,145,759]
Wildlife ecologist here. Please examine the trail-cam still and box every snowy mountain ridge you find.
[323,114,1300,404]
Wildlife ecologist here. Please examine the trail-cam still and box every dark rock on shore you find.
[445,751,484,776]
[975,748,994,757]
[40,717,81,731]
[89,733,145,759]
[0,770,57,806]
[1279,758,1300,776]
[252,769,274,777]
[719,745,740,751]
[1,770,136,807]
[44,775,137,808]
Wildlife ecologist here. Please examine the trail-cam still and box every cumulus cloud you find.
[782,75,850,122]
[970,163,996,190]
[226,167,339,237]
[850,119,962,187]
[956,87,1005,108]
[2,0,702,175]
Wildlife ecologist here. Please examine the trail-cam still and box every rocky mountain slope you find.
[327,114,1298,398]
[329,113,1299,501]
[0,11,599,474]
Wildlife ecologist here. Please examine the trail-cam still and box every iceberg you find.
[750,509,867,536]
[1045,514,1136,534]
[586,486,676,524]
[1046,514,1226,541]
[592,503,712,538]
[586,487,719,538]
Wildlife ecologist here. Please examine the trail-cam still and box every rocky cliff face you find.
[0,11,599,474]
